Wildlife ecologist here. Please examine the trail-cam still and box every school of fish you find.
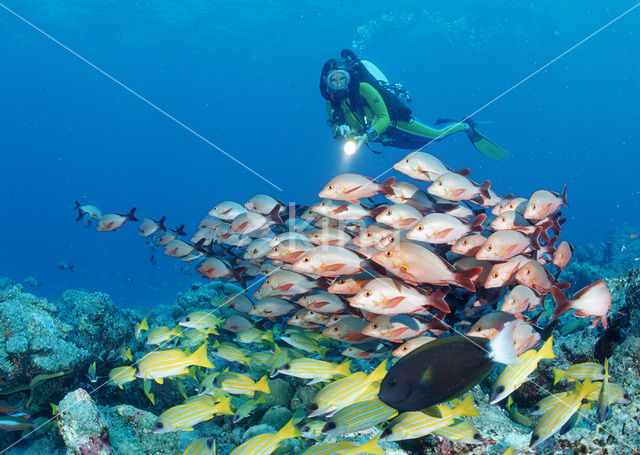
[59,150,628,454]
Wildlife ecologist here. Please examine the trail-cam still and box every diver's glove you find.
[364,128,379,142]
[336,124,352,139]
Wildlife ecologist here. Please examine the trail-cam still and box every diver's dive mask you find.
[326,70,350,92]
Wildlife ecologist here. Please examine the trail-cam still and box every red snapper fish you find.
[374,204,423,230]
[427,172,491,202]
[362,314,448,342]
[371,241,481,291]
[266,239,314,264]
[498,197,528,215]
[209,201,247,221]
[191,228,215,247]
[322,317,375,344]
[552,240,574,270]
[319,173,395,202]
[475,229,541,262]
[515,259,569,295]
[351,224,394,248]
[483,255,530,288]
[451,234,488,256]
[292,245,367,277]
[348,277,450,314]
[244,194,283,215]
[307,228,352,247]
[97,208,138,232]
[406,213,486,244]
[248,297,297,320]
[501,285,546,317]
[393,151,470,182]
[253,270,320,299]
[230,205,282,235]
[156,225,186,246]
[326,272,375,295]
[385,181,439,212]
[551,280,611,328]
[523,186,567,221]
[311,200,372,221]
[295,291,348,313]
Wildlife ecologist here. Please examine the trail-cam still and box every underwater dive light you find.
[343,136,365,156]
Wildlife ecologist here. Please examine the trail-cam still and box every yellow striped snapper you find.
[381,395,479,441]
[218,373,270,396]
[298,435,384,455]
[235,328,274,345]
[120,347,132,362]
[180,327,212,348]
[134,317,149,340]
[597,358,611,423]
[212,340,250,365]
[432,418,483,444]
[141,378,155,405]
[229,419,301,455]
[280,332,328,357]
[300,420,325,440]
[553,362,604,384]
[176,378,190,400]
[152,397,233,433]
[181,437,216,455]
[232,395,266,423]
[560,401,594,435]
[489,337,555,404]
[247,351,276,372]
[276,358,351,384]
[530,378,600,448]
[322,398,397,435]
[505,396,533,429]
[308,360,387,418]
[179,311,223,332]
[108,366,136,389]
[197,371,221,395]
[146,325,183,345]
[136,343,214,384]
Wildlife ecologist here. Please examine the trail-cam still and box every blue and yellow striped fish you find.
[134,317,149,340]
[212,341,251,365]
[179,311,223,332]
[530,378,600,448]
[297,434,384,455]
[108,366,136,389]
[597,358,611,423]
[143,378,155,405]
[152,397,232,433]
[181,437,216,455]
[232,395,266,423]
[229,419,301,455]
[136,343,213,384]
[553,362,604,384]
[236,328,274,345]
[490,337,555,404]
[180,327,212,348]
[146,325,183,345]
[322,398,397,435]
[505,396,533,429]
[276,358,351,384]
[433,418,483,445]
[280,332,328,358]
[218,373,271,396]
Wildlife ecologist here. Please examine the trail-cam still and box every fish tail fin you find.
[550,286,572,319]
[170,326,183,337]
[74,200,81,210]
[537,336,555,360]
[275,418,302,439]
[267,203,284,225]
[176,224,187,237]
[529,227,542,250]
[454,168,471,176]
[255,376,271,394]
[560,184,568,207]
[553,368,566,385]
[479,180,492,199]
[489,320,520,365]
[317,346,329,358]
[336,360,351,376]
[231,267,247,290]
[126,207,138,222]
[157,216,167,231]
[75,210,84,222]
[379,177,396,196]
[215,397,234,415]
[140,318,149,331]
[357,435,384,455]
[428,288,451,313]
[469,214,487,232]
[69,265,74,272]
[454,394,480,417]
[579,377,600,398]
[368,359,388,382]
[148,392,155,405]
[261,330,274,343]
[189,343,214,369]
[453,267,481,292]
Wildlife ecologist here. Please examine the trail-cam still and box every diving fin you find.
[465,119,510,160]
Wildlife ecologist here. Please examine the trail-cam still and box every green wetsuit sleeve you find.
[326,101,340,137]
[359,82,391,135]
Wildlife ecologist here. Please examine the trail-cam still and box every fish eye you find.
[486,244,493,251]
[500,217,505,222]
[385,251,393,257]
[273,247,279,252]
[333,326,340,332]
[282,363,290,370]
[372,323,378,329]
[496,385,505,393]
[303,257,311,263]
[155,422,164,429]
[492,272,499,279]
[313,234,319,238]
[526,269,531,275]
[364,290,372,297]
[309,403,319,411]
[338,279,346,284]
[462,240,468,245]
[320,202,326,206]
[366,232,373,237]
[387,378,398,387]
[438,181,443,186]
[404,159,409,163]
[476,326,482,332]
[532,204,536,210]
[328,185,334,190]
[416,225,424,231]
[385,210,392,216]
[185,317,190,322]
[402,346,408,351]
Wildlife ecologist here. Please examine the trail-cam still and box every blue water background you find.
[1,1,638,309]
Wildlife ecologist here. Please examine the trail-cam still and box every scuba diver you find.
[320,49,508,159]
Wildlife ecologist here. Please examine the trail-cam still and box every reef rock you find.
[56,388,112,455]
